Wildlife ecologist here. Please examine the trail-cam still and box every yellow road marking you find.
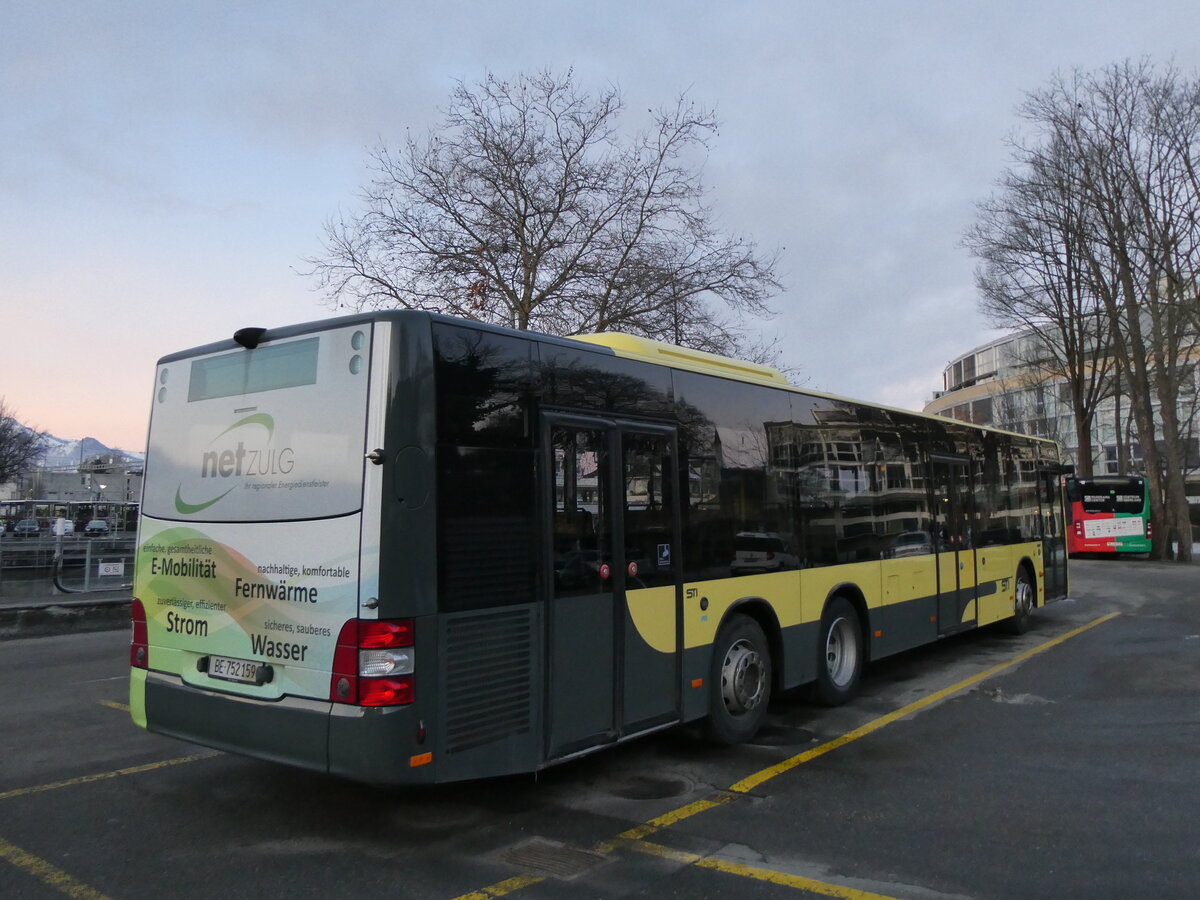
[696,856,901,899]
[0,836,111,899]
[97,700,129,713]
[461,611,1119,899]
[731,612,1120,793]
[622,838,699,864]
[621,839,902,898]
[596,794,734,851]
[0,752,220,802]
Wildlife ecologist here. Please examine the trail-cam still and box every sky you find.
[5,1,1200,453]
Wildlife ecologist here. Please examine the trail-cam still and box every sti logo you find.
[174,413,295,514]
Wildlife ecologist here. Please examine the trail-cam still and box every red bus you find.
[1064,475,1152,556]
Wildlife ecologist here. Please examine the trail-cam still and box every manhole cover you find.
[495,838,607,880]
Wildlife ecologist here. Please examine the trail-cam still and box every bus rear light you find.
[359,676,414,707]
[1147,521,1153,539]
[359,619,414,649]
[330,618,415,706]
[130,598,148,669]
[359,647,414,678]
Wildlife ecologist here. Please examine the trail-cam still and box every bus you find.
[1064,474,1152,556]
[129,311,1068,784]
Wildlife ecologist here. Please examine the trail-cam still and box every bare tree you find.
[1020,61,1199,559]
[966,135,1115,477]
[0,398,47,486]
[305,69,780,357]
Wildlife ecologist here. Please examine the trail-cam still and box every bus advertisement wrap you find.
[133,516,363,703]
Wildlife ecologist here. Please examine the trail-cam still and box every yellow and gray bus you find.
[130,311,1068,784]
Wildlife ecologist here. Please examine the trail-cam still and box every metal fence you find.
[0,534,135,598]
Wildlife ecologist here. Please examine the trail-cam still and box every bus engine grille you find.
[444,607,534,754]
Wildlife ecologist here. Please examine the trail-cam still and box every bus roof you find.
[161,309,1060,450]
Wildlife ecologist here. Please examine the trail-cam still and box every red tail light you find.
[360,619,413,649]
[130,598,148,669]
[330,618,415,706]
[358,677,414,707]
[1146,521,1153,539]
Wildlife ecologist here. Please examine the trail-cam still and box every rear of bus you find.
[129,314,436,783]
[1065,475,1152,555]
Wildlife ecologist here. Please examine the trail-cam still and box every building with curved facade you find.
[923,331,1199,484]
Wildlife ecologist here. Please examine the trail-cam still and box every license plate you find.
[208,655,261,684]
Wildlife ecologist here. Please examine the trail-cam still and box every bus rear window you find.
[1112,492,1146,514]
[1075,477,1145,515]
[1080,494,1114,514]
[144,326,370,523]
[189,338,319,401]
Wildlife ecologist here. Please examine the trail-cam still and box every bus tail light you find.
[330,618,415,706]
[130,598,148,669]
[1146,521,1153,540]
[359,677,414,706]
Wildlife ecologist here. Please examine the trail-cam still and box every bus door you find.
[1040,467,1068,599]
[932,457,978,634]
[544,416,681,760]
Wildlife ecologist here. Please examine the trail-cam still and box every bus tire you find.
[1003,566,1035,635]
[705,614,772,745]
[814,597,862,706]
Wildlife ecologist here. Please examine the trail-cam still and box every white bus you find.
[130,311,1067,784]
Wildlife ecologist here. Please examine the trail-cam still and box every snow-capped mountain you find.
[38,434,144,469]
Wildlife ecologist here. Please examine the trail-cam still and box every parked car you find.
[84,519,110,536]
[49,517,75,536]
[730,531,800,574]
[888,531,934,558]
[14,518,41,538]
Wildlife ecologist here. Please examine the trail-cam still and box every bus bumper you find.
[141,671,435,785]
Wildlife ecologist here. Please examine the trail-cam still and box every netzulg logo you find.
[174,413,295,514]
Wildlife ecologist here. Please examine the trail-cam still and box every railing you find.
[0,533,135,597]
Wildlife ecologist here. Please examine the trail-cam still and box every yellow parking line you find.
[622,838,700,864]
[0,836,111,899]
[618,839,903,898]
[697,856,901,899]
[459,611,1119,899]
[0,751,220,802]
[97,700,129,713]
[730,612,1120,794]
[596,795,734,851]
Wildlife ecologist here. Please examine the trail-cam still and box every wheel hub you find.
[825,617,858,688]
[1015,578,1033,616]
[721,639,765,715]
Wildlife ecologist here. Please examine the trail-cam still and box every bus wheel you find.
[1003,567,1035,635]
[815,597,862,706]
[705,615,772,745]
